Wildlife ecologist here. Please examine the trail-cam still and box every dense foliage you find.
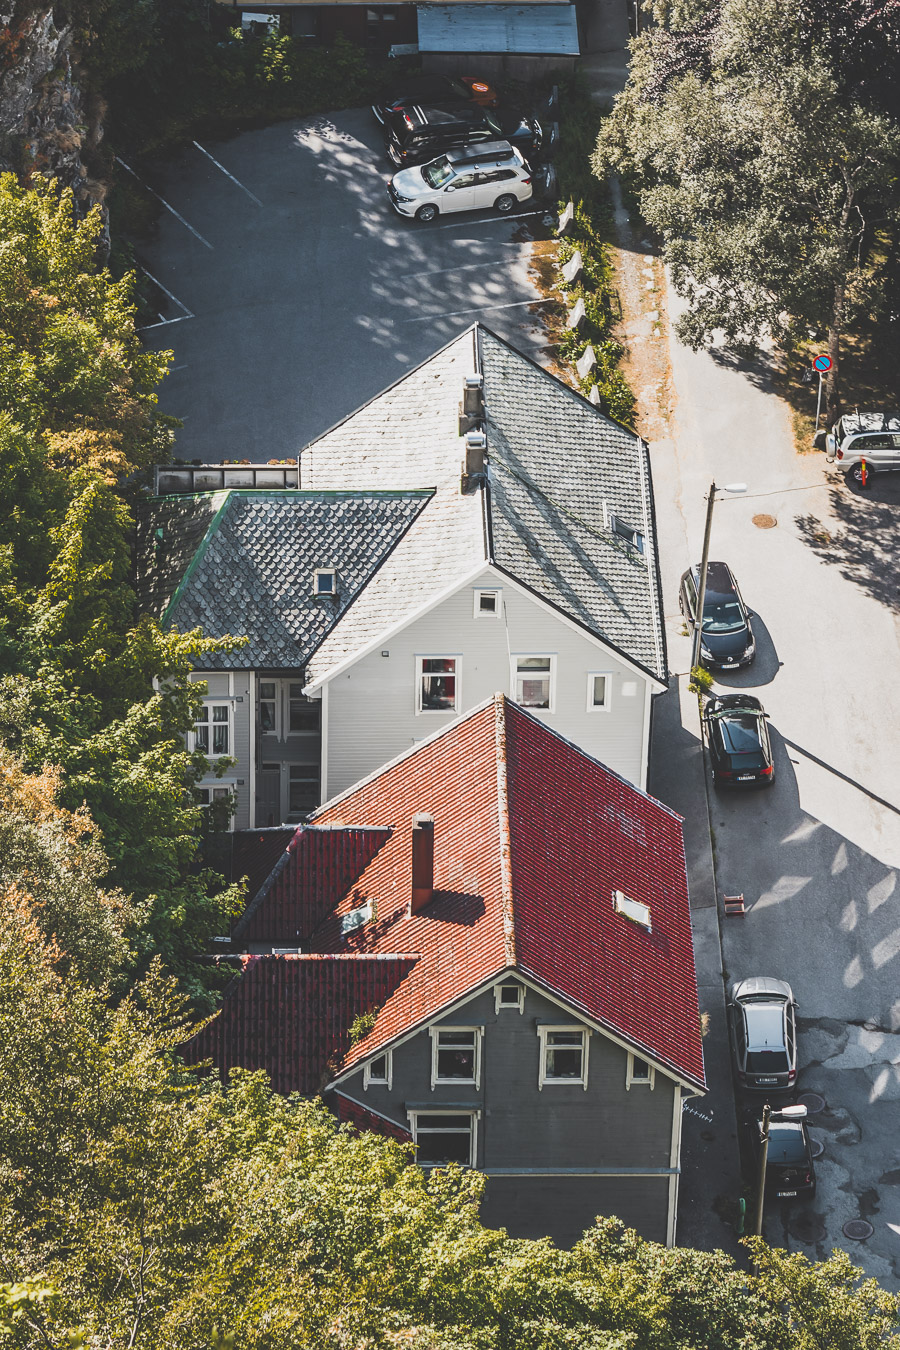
[595,0,900,416]
[0,173,241,1004]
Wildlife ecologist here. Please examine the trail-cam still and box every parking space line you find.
[192,141,263,206]
[400,297,553,324]
[400,254,531,282]
[430,209,547,231]
[138,265,194,319]
[115,157,213,249]
[138,315,193,332]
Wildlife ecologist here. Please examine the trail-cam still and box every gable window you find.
[474,588,501,618]
[314,568,337,596]
[193,703,231,757]
[587,673,612,712]
[364,1051,392,1089]
[513,656,554,710]
[610,514,645,554]
[418,657,459,713]
[409,1111,479,1167]
[538,1026,590,1089]
[626,1053,655,1089]
[494,982,525,1013]
[430,1027,481,1088]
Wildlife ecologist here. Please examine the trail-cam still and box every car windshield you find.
[484,110,503,134]
[721,717,764,757]
[746,1050,789,1074]
[422,158,453,188]
[766,1126,807,1164]
[702,596,745,634]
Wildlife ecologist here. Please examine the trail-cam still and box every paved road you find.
[135,109,552,460]
[653,283,900,1284]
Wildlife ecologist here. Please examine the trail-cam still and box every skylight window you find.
[314,568,337,596]
[614,889,652,931]
[341,902,372,936]
[610,514,644,554]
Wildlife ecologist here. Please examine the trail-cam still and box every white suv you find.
[824,410,900,486]
[388,140,532,223]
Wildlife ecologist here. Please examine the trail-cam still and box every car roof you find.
[410,104,487,127]
[699,561,737,593]
[732,975,793,1002]
[446,139,516,165]
[840,411,900,435]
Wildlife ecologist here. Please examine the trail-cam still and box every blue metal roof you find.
[416,3,580,55]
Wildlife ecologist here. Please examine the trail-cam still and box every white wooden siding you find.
[324,570,647,799]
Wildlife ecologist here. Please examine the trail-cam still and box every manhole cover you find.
[843,1219,874,1241]
[798,1092,826,1114]
[789,1212,827,1243]
[809,1139,825,1159]
[752,513,777,529]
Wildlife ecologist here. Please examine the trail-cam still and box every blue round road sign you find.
[813,354,832,372]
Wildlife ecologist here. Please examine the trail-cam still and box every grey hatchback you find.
[728,977,797,1094]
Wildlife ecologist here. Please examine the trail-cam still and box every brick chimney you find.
[411,813,434,913]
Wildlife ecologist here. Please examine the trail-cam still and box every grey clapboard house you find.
[136,323,667,828]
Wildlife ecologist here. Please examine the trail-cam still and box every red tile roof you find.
[193,696,704,1093]
[334,1092,412,1143]
[228,828,295,904]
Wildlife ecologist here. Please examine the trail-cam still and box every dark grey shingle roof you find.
[135,490,432,670]
[134,492,223,621]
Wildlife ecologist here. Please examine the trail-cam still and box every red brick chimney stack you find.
[411,813,434,913]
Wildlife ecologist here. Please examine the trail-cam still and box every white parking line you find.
[138,315,194,332]
[400,253,531,282]
[400,297,553,324]
[138,265,194,319]
[192,141,263,206]
[430,209,547,231]
[115,157,213,249]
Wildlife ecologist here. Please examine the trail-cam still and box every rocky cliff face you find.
[0,1,107,244]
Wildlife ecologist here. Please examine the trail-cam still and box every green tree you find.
[595,0,900,418]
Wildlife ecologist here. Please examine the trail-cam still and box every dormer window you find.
[314,568,336,596]
[614,889,652,931]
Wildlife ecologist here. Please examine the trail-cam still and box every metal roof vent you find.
[459,372,485,435]
[462,430,487,487]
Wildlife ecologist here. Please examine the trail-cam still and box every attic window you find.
[341,902,372,936]
[314,568,337,596]
[610,514,644,555]
[614,890,652,931]
[474,588,501,618]
[494,982,525,1013]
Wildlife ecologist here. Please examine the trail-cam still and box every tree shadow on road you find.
[794,474,900,613]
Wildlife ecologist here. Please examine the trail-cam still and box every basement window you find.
[614,890,652,931]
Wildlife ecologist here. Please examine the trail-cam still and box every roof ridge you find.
[161,490,230,625]
[494,694,516,967]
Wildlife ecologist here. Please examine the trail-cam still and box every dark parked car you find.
[383,103,542,168]
[679,560,755,669]
[372,73,499,124]
[728,977,798,1094]
[745,1114,816,1199]
[705,693,774,788]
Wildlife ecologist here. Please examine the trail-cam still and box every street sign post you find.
[812,353,832,433]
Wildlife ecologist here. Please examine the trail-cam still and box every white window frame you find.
[626,1053,655,1089]
[192,700,233,759]
[493,981,525,1014]
[510,654,556,712]
[473,587,502,619]
[586,671,612,713]
[257,679,279,738]
[430,1025,482,1090]
[537,1025,590,1090]
[614,889,652,932]
[196,781,237,832]
[363,1050,392,1090]
[314,567,337,596]
[408,1110,480,1169]
[416,655,461,716]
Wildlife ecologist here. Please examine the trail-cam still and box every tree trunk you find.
[824,276,844,426]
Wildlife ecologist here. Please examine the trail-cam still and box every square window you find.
[314,568,336,595]
[364,1052,391,1088]
[627,1053,654,1088]
[410,1113,477,1167]
[431,1027,480,1086]
[418,657,458,713]
[587,673,611,711]
[494,982,524,1013]
[514,656,553,709]
[538,1026,589,1088]
[474,588,501,618]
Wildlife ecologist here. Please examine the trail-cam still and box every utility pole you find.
[691,482,717,672]
[752,1101,772,1255]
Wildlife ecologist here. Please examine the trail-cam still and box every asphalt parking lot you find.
[135,108,554,461]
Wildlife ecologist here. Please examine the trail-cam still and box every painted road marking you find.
[115,157,213,249]
[430,208,548,231]
[192,141,263,206]
[400,253,531,282]
[138,315,193,332]
[138,265,194,319]
[400,296,553,324]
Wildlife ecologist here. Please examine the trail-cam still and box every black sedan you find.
[704,694,774,787]
[745,1115,817,1199]
[383,103,542,168]
[679,560,755,669]
[372,74,499,124]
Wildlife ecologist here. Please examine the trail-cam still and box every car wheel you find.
[848,461,871,487]
[494,194,516,214]
[415,204,438,223]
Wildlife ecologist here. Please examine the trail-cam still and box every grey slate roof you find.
[134,490,432,670]
[302,326,667,685]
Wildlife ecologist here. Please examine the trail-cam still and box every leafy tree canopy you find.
[596,0,900,414]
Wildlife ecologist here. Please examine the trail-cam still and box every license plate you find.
[721,662,739,669]
[778,1190,797,1197]
[736,775,755,781]
[758,1077,778,1084]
